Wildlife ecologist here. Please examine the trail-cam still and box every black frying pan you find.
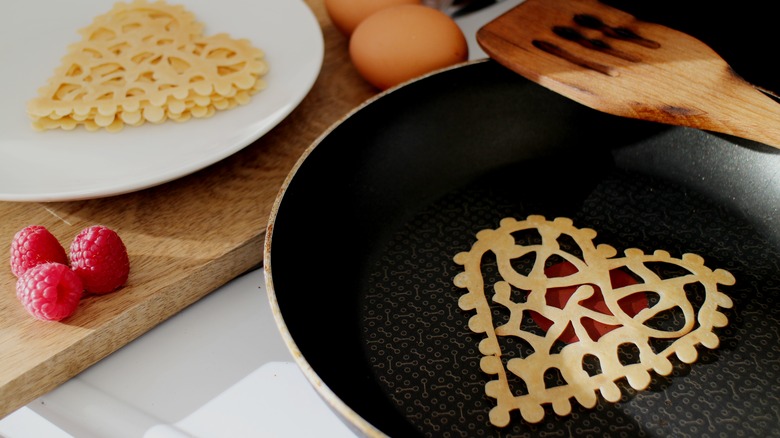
[264,59,780,437]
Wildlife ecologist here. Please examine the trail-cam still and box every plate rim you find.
[0,0,324,202]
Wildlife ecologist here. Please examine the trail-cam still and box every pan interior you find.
[268,61,780,437]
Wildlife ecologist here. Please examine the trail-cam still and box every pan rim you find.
[263,59,487,437]
[262,55,780,436]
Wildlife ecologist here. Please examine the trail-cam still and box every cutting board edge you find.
[0,232,265,419]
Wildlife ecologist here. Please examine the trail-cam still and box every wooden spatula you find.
[476,0,780,149]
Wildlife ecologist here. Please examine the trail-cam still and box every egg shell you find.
[349,5,469,90]
[324,0,422,36]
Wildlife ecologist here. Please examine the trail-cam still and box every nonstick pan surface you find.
[265,60,780,437]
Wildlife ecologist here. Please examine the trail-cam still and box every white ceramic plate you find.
[0,0,323,202]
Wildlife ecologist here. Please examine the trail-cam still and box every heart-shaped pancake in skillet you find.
[454,215,735,426]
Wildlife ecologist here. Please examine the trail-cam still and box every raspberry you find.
[10,225,68,277]
[70,225,129,294]
[16,262,83,321]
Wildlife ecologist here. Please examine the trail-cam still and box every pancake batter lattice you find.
[453,215,734,426]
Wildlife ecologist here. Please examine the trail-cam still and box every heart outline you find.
[454,215,735,426]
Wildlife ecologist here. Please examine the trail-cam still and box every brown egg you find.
[349,5,469,90]
[324,0,422,36]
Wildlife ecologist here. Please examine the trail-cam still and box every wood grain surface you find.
[0,0,377,418]
[477,0,780,148]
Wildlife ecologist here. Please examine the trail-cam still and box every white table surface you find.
[0,2,522,436]
[1,269,357,438]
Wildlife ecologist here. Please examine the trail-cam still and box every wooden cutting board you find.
[0,0,377,418]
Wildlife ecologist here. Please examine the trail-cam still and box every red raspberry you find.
[16,262,83,321]
[10,225,68,277]
[70,225,129,294]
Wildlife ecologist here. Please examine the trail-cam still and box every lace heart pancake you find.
[27,0,268,132]
[454,215,734,426]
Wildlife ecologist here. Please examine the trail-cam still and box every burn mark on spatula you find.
[573,14,660,49]
[533,12,659,76]
[532,40,618,76]
[552,26,641,62]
